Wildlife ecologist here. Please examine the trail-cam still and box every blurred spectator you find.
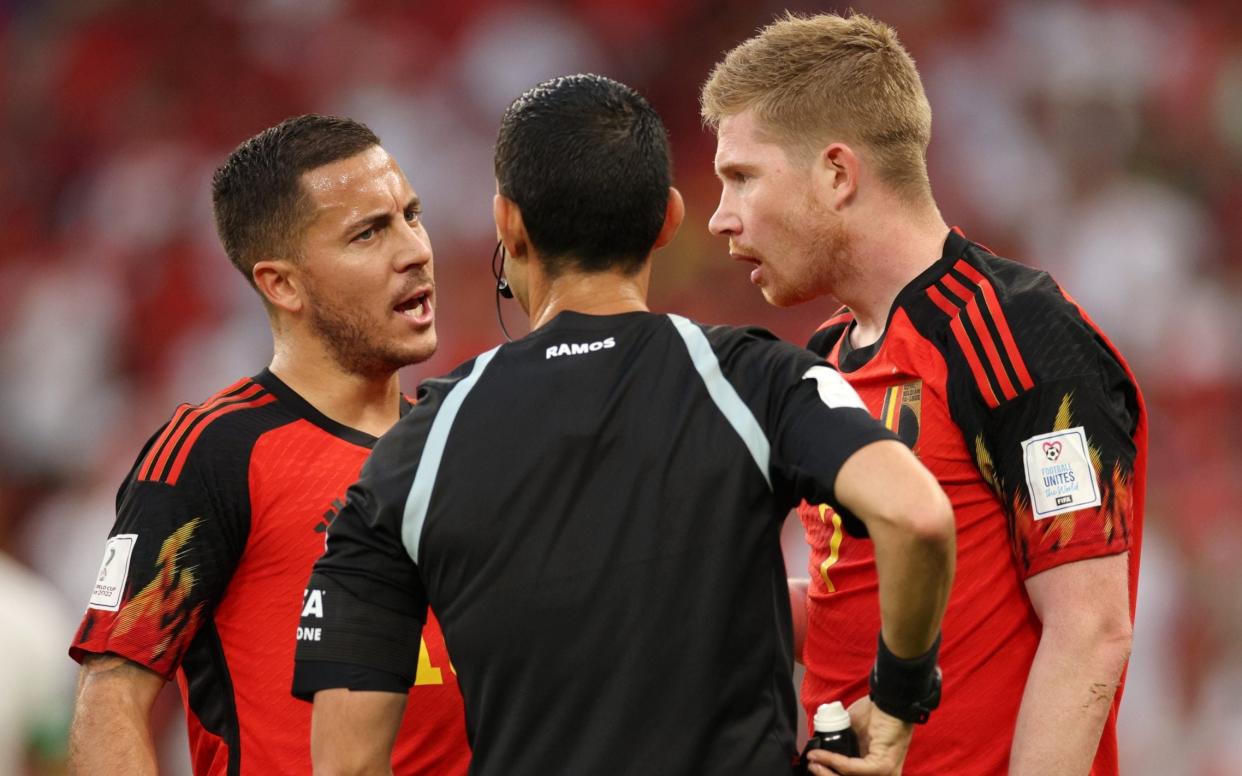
[1,0,1239,773]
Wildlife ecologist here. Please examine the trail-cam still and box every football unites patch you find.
[1020,426,1101,519]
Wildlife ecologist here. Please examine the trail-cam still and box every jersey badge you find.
[89,534,138,611]
[1020,426,1102,519]
[879,381,922,449]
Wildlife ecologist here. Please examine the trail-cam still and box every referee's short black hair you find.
[495,74,672,277]
[212,114,380,287]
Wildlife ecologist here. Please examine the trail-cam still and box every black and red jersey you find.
[799,229,1146,776]
[70,370,469,776]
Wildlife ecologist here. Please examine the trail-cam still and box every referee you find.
[293,74,955,776]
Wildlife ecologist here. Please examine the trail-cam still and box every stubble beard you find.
[773,204,858,307]
[306,292,420,379]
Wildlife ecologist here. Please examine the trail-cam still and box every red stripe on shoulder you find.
[927,284,1004,406]
[814,310,853,332]
[138,379,255,480]
[139,381,266,484]
[925,285,959,317]
[948,315,1000,408]
[163,393,277,485]
[954,261,1035,391]
[962,296,1018,401]
[939,273,974,305]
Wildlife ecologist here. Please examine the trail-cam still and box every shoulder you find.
[413,347,503,412]
[668,314,808,362]
[131,375,292,488]
[911,245,1129,400]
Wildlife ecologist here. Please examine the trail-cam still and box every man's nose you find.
[708,195,739,236]
[395,222,432,271]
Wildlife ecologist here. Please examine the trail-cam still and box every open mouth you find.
[394,290,433,323]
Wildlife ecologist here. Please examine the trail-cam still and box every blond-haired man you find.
[703,13,1146,776]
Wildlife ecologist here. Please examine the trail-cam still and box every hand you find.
[805,697,913,776]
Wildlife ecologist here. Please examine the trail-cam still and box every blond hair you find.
[701,11,932,201]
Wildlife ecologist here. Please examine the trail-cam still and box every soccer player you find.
[702,12,1147,776]
[292,74,955,776]
[67,115,469,775]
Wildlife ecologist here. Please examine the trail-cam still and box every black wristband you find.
[868,632,942,724]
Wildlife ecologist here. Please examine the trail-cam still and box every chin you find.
[761,287,801,308]
[403,333,438,366]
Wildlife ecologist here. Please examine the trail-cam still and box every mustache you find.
[729,241,761,258]
[390,275,434,306]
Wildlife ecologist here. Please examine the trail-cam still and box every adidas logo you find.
[315,498,346,533]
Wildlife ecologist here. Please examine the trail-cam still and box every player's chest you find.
[829,337,972,478]
[245,425,370,552]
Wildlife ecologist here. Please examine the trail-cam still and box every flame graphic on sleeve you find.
[112,517,206,672]
[974,391,1135,572]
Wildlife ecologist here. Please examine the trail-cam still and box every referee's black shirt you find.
[294,311,897,776]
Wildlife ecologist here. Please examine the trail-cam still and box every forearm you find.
[1008,622,1130,775]
[311,688,405,776]
[1012,553,1134,775]
[869,518,954,657]
[69,656,162,776]
[829,440,956,658]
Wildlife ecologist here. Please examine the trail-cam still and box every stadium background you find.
[1,0,1239,773]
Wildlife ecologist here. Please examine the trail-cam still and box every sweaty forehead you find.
[301,146,412,217]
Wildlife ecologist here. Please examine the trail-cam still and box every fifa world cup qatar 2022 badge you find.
[89,534,138,611]
[1020,426,1102,519]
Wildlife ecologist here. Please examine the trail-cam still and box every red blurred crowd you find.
[1,1,1239,773]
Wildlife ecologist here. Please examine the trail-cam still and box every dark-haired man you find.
[293,75,955,776]
[67,115,469,775]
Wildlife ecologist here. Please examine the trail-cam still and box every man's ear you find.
[252,259,303,313]
[492,193,530,263]
[652,187,685,251]
[816,142,860,212]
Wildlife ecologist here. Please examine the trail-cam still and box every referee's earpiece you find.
[491,240,514,299]
[491,240,514,342]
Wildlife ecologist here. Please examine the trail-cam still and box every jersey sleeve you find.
[291,404,433,701]
[965,287,1142,578]
[69,426,250,680]
[704,324,899,533]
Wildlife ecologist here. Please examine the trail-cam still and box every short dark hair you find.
[494,74,671,276]
[211,114,380,286]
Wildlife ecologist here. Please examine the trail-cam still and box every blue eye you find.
[355,227,375,242]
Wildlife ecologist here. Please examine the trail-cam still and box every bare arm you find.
[832,440,955,658]
[807,439,955,776]
[1009,553,1132,775]
[68,654,164,776]
[311,688,406,776]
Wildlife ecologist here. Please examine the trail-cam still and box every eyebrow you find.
[339,195,422,238]
[713,160,745,181]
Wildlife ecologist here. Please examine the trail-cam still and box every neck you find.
[839,199,948,348]
[527,264,651,330]
[268,331,403,438]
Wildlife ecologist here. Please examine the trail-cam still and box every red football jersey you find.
[799,230,1146,775]
[71,370,470,775]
